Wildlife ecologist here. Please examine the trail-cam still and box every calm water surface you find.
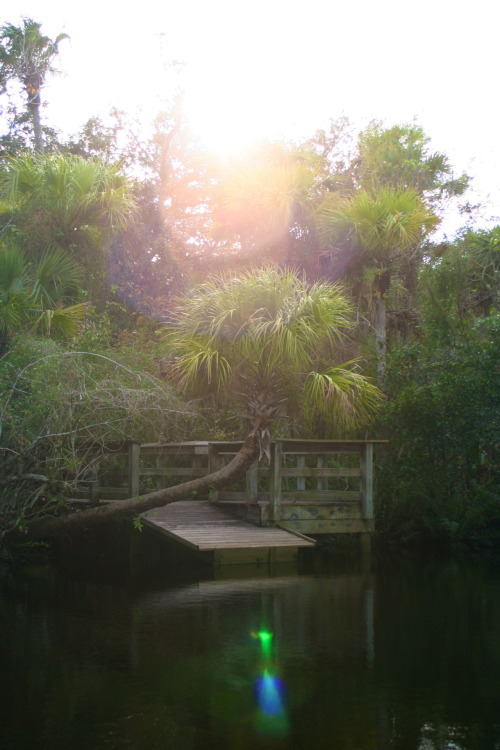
[0,536,498,750]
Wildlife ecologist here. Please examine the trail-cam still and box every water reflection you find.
[0,546,498,750]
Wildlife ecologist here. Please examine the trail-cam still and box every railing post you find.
[269,441,282,522]
[297,455,305,491]
[316,455,327,491]
[128,441,140,498]
[89,478,100,503]
[207,443,221,502]
[246,462,258,504]
[156,452,168,490]
[361,442,374,519]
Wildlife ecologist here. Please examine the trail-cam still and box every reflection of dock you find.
[142,501,315,565]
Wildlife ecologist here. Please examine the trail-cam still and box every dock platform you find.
[142,501,315,565]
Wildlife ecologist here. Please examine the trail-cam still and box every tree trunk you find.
[28,93,44,153]
[27,434,259,540]
[374,295,387,386]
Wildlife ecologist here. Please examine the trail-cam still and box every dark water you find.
[0,536,499,750]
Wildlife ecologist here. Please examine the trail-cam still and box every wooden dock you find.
[141,500,315,565]
[74,438,386,563]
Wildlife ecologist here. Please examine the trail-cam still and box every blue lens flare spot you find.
[255,671,285,716]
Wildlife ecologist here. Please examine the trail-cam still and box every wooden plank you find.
[279,505,363,521]
[218,490,265,501]
[281,490,362,502]
[140,443,209,456]
[281,467,361,477]
[142,467,206,477]
[213,547,299,565]
[279,439,387,447]
[280,440,365,454]
[142,501,315,553]
[281,518,374,534]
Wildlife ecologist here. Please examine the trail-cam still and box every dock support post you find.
[128,441,140,498]
[269,441,282,523]
[361,442,374,520]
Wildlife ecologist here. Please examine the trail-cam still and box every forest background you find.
[0,18,498,555]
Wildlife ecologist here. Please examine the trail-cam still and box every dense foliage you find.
[376,316,499,545]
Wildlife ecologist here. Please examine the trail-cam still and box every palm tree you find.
[0,19,68,152]
[316,188,438,383]
[0,153,136,300]
[1,153,135,233]
[0,245,88,348]
[164,266,382,452]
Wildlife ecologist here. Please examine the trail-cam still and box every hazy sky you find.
[2,0,499,235]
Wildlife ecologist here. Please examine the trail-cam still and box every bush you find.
[0,337,201,538]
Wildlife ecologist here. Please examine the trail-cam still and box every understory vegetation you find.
[0,18,498,552]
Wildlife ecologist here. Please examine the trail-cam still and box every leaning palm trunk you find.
[26,434,259,540]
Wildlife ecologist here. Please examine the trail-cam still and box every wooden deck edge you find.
[140,517,201,551]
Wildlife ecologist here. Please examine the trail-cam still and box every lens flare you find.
[255,670,285,715]
[251,630,290,737]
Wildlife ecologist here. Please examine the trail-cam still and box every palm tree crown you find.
[164,266,381,441]
[316,188,438,383]
[0,19,68,152]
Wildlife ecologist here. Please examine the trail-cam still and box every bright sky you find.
[2,0,499,236]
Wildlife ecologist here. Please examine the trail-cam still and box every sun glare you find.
[183,78,285,158]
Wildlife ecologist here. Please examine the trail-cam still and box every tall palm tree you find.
[164,266,381,453]
[0,19,68,152]
[316,188,438,384]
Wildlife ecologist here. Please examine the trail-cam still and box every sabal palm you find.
[1,154,135,299]
[1,153,135,233]
[164,266,381,447]
[316,188,438,382]
[0,245,87,342]
[0,19,68,152]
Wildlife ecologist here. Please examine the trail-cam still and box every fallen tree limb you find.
[26,434,259,540]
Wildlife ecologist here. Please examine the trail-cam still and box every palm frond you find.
[304,360,383,429]
[29,302,89,338]
[30,248,81,307]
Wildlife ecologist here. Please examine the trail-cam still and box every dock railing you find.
[75,439,385,532]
